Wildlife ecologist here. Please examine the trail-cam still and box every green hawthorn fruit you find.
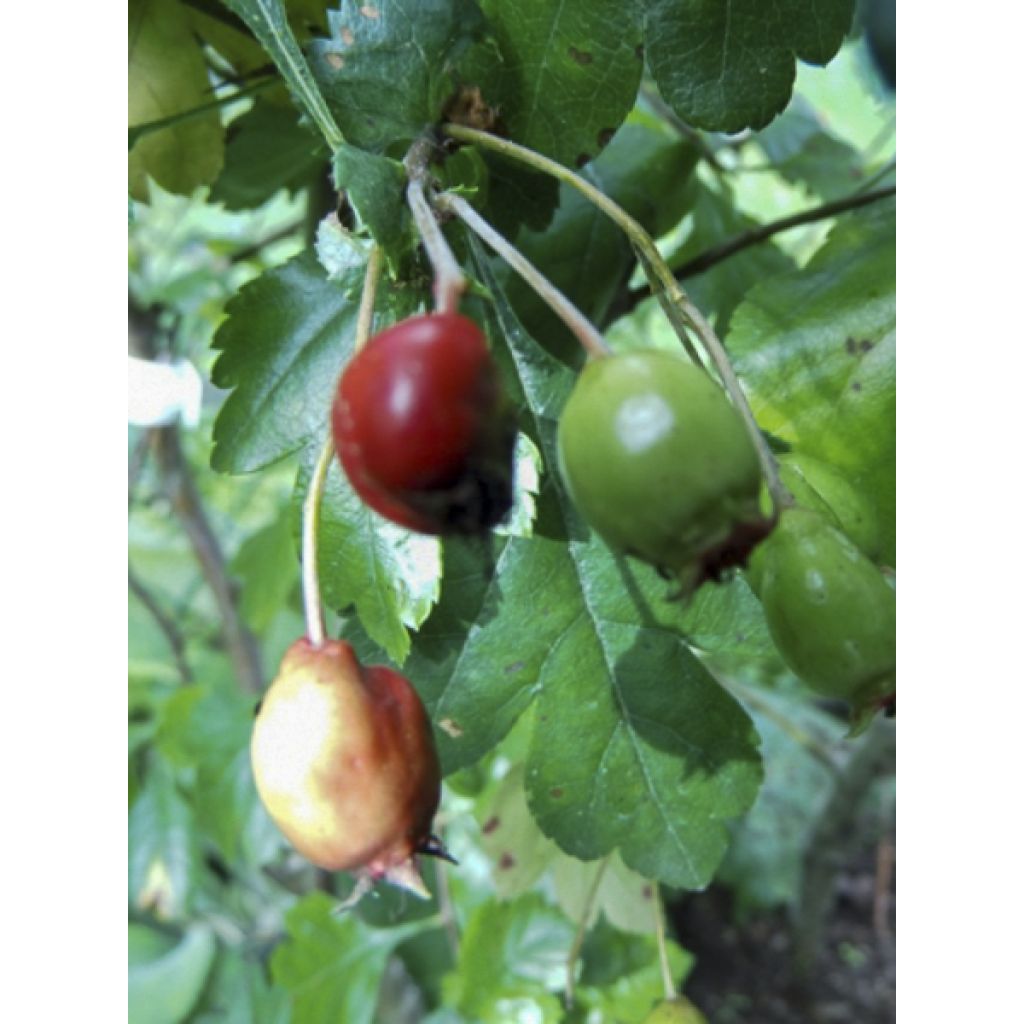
[251,638,442,897]
[753,507,895,713]
[642,997,709,1024]
[778,453,881,560]
[556,350,769,591]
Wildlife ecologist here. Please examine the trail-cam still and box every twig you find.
[130,302,264,695]
[301,246,382,647]
[434,191,610,359]
[873,833,895,941]
[625,185,896,299]
[128,565,192,684]
[403,138,466,313]
[564,856,609,1009]
[148,425,265,694]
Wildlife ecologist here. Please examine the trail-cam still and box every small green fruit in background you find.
[557,350,770,593]
[751,507,895,717]
[642,996,709,1024]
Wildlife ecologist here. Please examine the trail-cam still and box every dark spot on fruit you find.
[642,885,653,900]
[482,816,500,835]
[499,852,516,870]
[597,127,615,149]
[568,46,593,65]
[575,153,591,168]
[550,786,564,799]
[504,660,525,675]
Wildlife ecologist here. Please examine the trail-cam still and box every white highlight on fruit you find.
[615,394,674,453]
[251,682,335,826]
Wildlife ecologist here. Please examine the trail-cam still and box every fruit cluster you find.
[250,313,893,898]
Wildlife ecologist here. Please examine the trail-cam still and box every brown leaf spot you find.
[482,816,500,835]
[499,852,516,870]
[439,717,463,738]
[597,127,615,149]
[325,53,344,71]
[359,4,380,18]
[549,786,564,799]
[568,46,593,65]
[845,337,858,354]
[504,660,525,675]
[642,885,653,900]
[575,153,592,169]
[341,27,354,46]
[635,44,645,61]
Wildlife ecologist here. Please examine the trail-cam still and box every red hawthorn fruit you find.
[332,312,516,535]
[250,638,442,897]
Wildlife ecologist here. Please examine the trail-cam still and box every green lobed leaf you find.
[331,143,411,267]
[443,894,576,1020]
[487,250,763,890]
[210,251,362,474]
[271,892,422,1024]
[293,451,441,665]
[463,1,644,170]
[644,0,856,133]
[729,198,896,562]
[211,98,326,210]
[307,0,487,152]
[128,0,226,201]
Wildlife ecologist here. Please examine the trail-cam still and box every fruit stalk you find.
[301,246,383,646]
[404,137,466,313]
[434,190,610,359]
[441,124,789,511]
